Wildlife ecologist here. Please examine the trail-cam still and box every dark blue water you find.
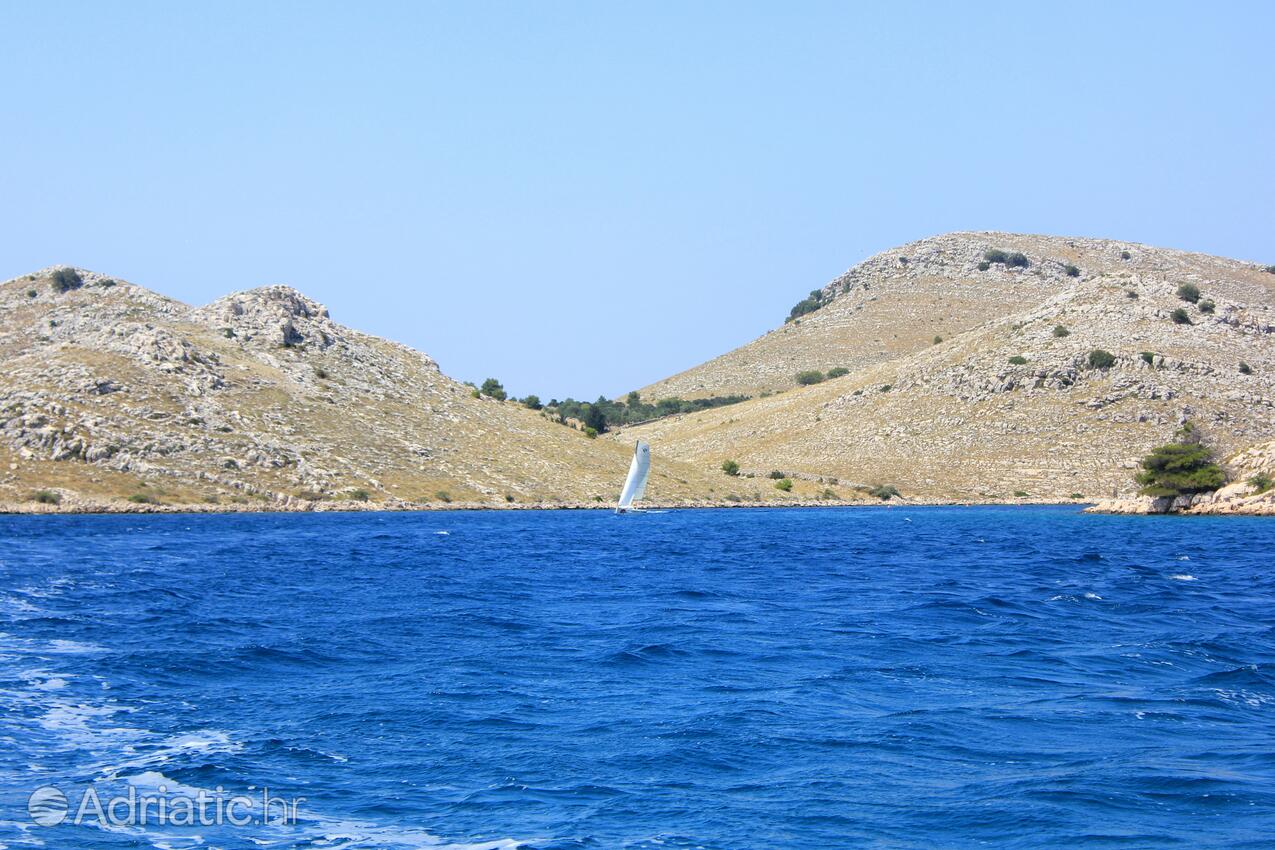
[2,507,1273,849]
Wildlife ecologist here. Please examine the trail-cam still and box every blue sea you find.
[2,507,1273,849]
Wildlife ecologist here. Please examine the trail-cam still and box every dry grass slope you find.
[623,232,1275,500]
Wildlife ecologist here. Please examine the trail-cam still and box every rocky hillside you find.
[638,232,1273,400]
[0,268,754,510]
[621,232,1275,500]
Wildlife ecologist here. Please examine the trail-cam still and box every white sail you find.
[616,440,650,512]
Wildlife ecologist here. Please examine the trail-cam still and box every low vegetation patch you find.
[933,335,942,344]
[1087,349,1116,370]
[1140,351,1156,365]
[1013,490,1029,498]
[787,289,826,322]
[720,459,740,476]
[128,493,157,504]
[1176,282,1200,303]
[1134,424,1225,498]
[1053,325,1070,338]
[32,490,61,505]
[348,489,370,502]
[1249,473,1273,494]
[826,366,849,378]
[547,392,750,433]
[51,268,83,293]
[480,378,507,400]
[977,261,990,271]
[1008,355,1028,365]
[1197,299,1215,314]
[796,370,825,386]
[768,470,786,480]
[774,478,793,492]
[983,248,1029,268]
[1171,307,1192,325]
[434,490,452,503]
[867,483,900,501]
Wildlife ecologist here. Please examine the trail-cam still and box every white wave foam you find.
[1170,574,1196,581]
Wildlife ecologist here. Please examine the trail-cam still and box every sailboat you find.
[615,440,650,514]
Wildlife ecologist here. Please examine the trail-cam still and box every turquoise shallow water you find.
[1,506,1273,848]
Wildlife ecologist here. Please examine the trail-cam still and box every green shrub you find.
[1087,349,1116,369]
[1197,299,1215,314]
[721,459,740,476]
[505,494,515,502]
[1140,351,1156,365]
[983,248,1009,264]
[26,289,37,298]
[314,367,329,380]
[1121,250,1131,260]
[522,394,542,410]
[1248,473,1273,494]
[880,384,892,392]
[480,378,507,400]
[128,493,156,504]
[1005,252,1030,268]
[99,278,116,287]
[50,268,83,293]
[1239,362,1253,375]
[867,483,900,500]
[826,367,849,378]
[774,478,793,492]
[1064,264,1080,277]
[1013,490,1029,498]
[1126,290,1139,299]
[1008,355,1028,365]
[1135,430,1225,497]
[787,289,825,322]
[820,487,838,500]
[933,335,943,344]
[584,426,598,439]
[1264,265,1275,274]
[434,490,452,503]
[1069,492,1085,499]
[1053,325,1070,338]
[977,261,991,272]
[32,490,61,505]
[768,470,786,480]
[349,489,370,502]
[796,370,825,386]
[1171,307,1191,325]
[1177,282,1200,303]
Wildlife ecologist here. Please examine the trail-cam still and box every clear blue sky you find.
[3,2,1272,400]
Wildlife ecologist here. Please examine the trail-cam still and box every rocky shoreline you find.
[3,496,1091,516]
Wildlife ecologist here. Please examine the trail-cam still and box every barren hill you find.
[0,268,751,510]
[622,232,1275,500]
[638,231,1272,400]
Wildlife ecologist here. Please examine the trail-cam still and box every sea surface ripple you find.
[1,506,1273,848]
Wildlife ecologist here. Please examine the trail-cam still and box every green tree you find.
[583,403,608,434]
[522,394,542,410]
[1134,428,1225,497]
[480,378,507,400]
